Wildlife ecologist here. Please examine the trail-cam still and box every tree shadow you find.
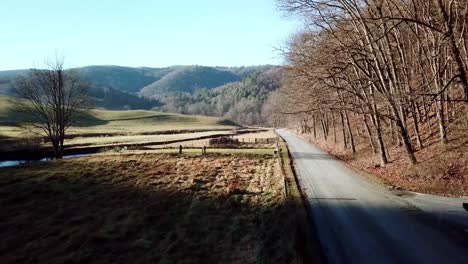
[0,134,10,141]
[418,138,468,163]
[303,197,468,263]
[102,114,174,122]
[216,119,241,127]
[0,156,319,264]
[2,154,467,263]
[0,106,108,128]
[74,111,108,127]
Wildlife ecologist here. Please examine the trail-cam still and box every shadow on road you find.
[304,197,468,263]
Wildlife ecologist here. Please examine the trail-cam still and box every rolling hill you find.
[79,65,174,94]
[138,66,240,97]
[0,64,281,125]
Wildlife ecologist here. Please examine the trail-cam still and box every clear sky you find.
[1,0,299,70]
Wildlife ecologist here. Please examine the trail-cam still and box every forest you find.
[272,0,468,167]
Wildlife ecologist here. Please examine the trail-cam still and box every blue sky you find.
[1,0,300,70]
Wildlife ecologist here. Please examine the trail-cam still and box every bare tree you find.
[12,57,89,159]
[276,0,468,166]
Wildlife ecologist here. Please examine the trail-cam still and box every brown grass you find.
[147,130,279,149]
[0,153,304,263]
[62,131,234,148]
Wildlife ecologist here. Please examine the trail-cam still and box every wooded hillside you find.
[272,0,468,194]
[275,0,468,165]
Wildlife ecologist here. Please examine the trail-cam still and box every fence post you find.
[179,145,182,154]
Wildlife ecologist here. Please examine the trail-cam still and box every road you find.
[276,129,468,264]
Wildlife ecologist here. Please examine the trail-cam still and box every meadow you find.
[0,96,241,153]
[0,96,317,263]
[0,152,303,263]
[0,95,239,139]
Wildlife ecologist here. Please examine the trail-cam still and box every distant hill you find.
[139,66,239,98]
[79,65,171,94]
[87,85,159,110]
[0,69,160,110]
[0,64,281,125]
[138,65,278,98]
[0,70,29,95]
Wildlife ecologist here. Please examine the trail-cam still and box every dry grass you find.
[67,112,238,136]
[232,130,279,148]
[157,138,212,148]
[150,130,279,149]
[62,131,234,148]
[0,153,304,263]
[127,148,275,155]
[0,96,241,153]
[234,130,277,140]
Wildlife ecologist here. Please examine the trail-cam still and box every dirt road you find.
[277,129,468,264]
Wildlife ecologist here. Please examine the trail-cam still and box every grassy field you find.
[0,95,242,153]
[147,130,278,149]
[62,131,235,148]
[0,153,303,263]
[0,95,240,140]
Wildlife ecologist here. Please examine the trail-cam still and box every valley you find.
[0,65,281,126]
[2,0,468,261]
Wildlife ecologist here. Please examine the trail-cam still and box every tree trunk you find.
[332,113,337,144]
[436,0,468,102]
[363,115,377,154]
[390,102,417,164]
[411,101,423,149]
[340,111,347,149]
[320,112,328,141]
[312,113,317,139]
[436,98,448,144]
[344,110,356,153]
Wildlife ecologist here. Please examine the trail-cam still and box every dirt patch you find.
[0,153,304,263]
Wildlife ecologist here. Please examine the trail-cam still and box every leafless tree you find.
[12,57,89,159]
[276,0,468,166]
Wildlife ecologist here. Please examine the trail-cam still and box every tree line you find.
[274,0,468,165]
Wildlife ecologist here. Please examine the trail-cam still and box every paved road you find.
[276,129,468,264]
